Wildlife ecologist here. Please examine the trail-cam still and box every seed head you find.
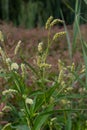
[50,19,64,27]
[0,31,4,42]
[25,98,33,105]
[61,99,70,105]
[37,56,42,67]
[21,63,26,78]
[0,47,6,61]
[45,16,53,29]
[6,58,11,70]
[11,62,19,70]
[38,42,43,53]
[6,58,11,63]
[71,62,75,72]
[14,40,21,55]
[58,59,65,71]
[39,63,51,68]
[80,65,85,73]
[53,31,66,41]
[58,70,64,83]
[2,89,18,95]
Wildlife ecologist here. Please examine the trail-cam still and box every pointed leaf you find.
[2,123,12,130]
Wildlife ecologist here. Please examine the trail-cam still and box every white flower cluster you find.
[38,42,43,53]
[25,98,33,105]
[11,62,19,70]
[2,89,18,95]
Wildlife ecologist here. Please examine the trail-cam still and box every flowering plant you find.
[0,17,87,130]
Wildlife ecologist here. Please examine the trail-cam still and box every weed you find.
[0,17,87,130]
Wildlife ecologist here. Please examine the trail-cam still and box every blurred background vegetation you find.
[0,0,87,28]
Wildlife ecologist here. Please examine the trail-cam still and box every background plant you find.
[0,0,87,28]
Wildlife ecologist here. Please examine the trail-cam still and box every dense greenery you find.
[0,0,87,28]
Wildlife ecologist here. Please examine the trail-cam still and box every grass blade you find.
[60,9,72,61]
[72,0,81,52]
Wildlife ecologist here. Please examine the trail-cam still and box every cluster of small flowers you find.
[38,42,43,53]
[10,62,19,70]
[21,63,27,78]
[2,89,18,95]
[5,57,19,71]
[37,42,51,69]
[45,16,64,30]
[0,31,4,42]
[0,47,6,61]
[45,16,66,41]
[37,56,51,69]
[25,98,33,105]
[53,32,66,41]
[58,59,75,91]
[14,40,21,55]
[36,17,66,70]
[45,16,53,29]
[0,31,27,79]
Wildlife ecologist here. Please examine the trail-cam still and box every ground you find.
[0,22,87,65]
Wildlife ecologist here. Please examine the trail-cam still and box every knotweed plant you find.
[0,17,87,130]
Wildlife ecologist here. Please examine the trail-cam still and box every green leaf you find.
[82,42,87,88]
[34,94,44,112]
[29,90,44,97]
[33,109,50,130]
[46,83,58,102]
[65,113,72,130]
[84,0,87,4]
[33,114,49,130]
[15,125,29,130]
[0,73,10,78]
[2,123,12,130]
[33,105,53,130]
[72,0,81,52]
[20,56,38,77]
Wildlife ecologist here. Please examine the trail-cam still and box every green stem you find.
[44,28,51,63]
[23,98,33,128]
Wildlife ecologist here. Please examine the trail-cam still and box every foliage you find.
[0,16,87,130]
[0,0,87,28]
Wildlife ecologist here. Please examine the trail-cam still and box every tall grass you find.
[60,9,72,62]
[61,0,87,91]
[62,0,87,57]
[72,0,81,52]
[0,0,87,28]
